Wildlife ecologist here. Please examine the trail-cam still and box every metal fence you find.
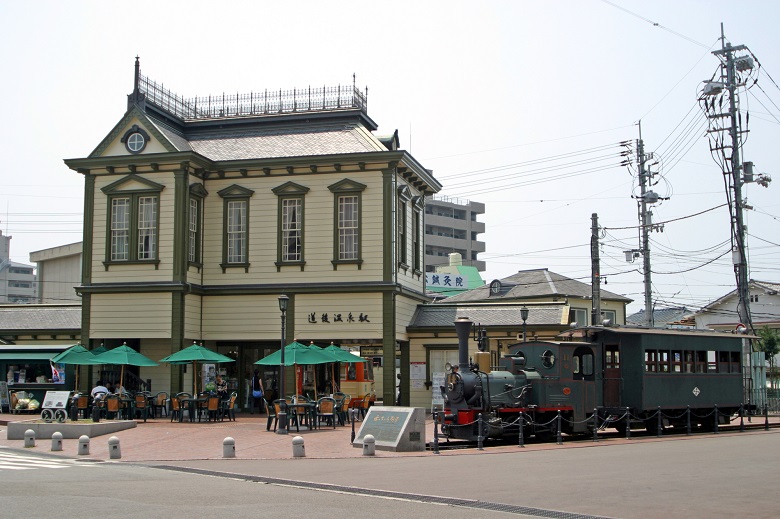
[138,74,367,120]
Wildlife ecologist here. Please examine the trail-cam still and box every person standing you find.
[250,370,265,414]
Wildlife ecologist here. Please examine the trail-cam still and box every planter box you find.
[6,419,137,440]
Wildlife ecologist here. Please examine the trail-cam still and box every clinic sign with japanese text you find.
[426,273,468,289]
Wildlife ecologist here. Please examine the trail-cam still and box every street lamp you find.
[520,306,529,342]
[277,294,289,435]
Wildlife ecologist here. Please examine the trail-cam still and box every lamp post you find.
[521,306,529,342]
[277,294,289,435]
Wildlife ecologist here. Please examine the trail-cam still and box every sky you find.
[1,0,778,316]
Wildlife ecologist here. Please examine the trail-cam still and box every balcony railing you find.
[138,73,367,120]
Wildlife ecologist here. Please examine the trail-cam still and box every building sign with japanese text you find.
[426,273,468,289]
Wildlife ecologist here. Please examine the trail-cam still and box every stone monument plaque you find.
[352,406,426,452]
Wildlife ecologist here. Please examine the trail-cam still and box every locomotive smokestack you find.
[454,316,473,370]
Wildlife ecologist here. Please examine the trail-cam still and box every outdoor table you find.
[287,402,317,430]
[179,396,207,422]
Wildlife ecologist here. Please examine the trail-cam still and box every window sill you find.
[220,262,250,273]
[331,259,363,270]
[103,259,160,271]
[275,261,306,272]
[398,262,410,272]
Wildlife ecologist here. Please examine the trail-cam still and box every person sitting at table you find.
[114,384,128,396]
[250,369,265,414]
[91,380,108,398]
[215,374,229,401]
[106,382,114,394]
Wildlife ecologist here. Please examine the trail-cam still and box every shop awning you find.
[0,345,71,362]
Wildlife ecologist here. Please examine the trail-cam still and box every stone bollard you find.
[223,437,236,458]
[51,432,63,452]
[362,434,375,456]
[292,436,305,458]
[78,435,90,455]
[24,429,35,448]
[108,436,121,459]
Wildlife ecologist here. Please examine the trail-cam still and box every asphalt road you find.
[1,430,777,518]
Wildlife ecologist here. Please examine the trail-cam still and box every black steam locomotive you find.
[440,317,746,441]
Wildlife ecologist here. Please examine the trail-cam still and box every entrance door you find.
[603,344,621,407]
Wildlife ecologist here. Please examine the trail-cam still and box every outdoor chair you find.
[274,399,298,433]
[316,397,337,429]
[358,394,372,420]
[206,396,221,422]
[105,395,121,420]
[152,391,168,418]
[337,395,351,425]
[266,399,277,431]
[221,392,237,422]
[170,396,183,422]
[134,394,150,422]
[76,395,90,419]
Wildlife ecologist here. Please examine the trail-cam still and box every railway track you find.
[428,419,780,451]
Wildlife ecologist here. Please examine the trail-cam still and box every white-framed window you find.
[281,197,302,262]
[110,198,131,261]
[601,309,617,324]
[338,195,359,260]
[137,196,158,260]
[569,307,588,326]
[226,200,247,264]
[188,198,199,263]
[109,195,158,262]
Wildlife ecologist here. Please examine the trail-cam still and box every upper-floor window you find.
[101,174,165,266]
[109,195,158,261]
[226,200,247,263]
[329,179,366,269]
[281,198,302,261]
[338,195,359,260]
[397,185,412,269]
[569,307,588,326]
[412,196,423,273]
[273,181,309,270]
[188,198,200,264]
[218,184,254,272]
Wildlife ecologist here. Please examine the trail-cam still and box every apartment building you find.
[424,195,485,272]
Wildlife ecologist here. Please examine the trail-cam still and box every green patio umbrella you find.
[256,341,334,397]
[91,343,159,394]
[159,342,235,394]
[318,343,364,394]
[50,344,101,392]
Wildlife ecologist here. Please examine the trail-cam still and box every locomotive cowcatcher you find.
[440,316,746,441]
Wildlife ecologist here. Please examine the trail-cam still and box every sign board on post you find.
[0,381,9,413]
[431,372,445,413]
[352,406,426,451]
[42,391,71,410]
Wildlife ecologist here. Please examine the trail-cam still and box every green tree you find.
[756,326,780,391]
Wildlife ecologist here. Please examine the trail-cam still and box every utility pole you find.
[713,25,752,333]
[637,126,654,328]
[591,213,602,326]
[703,24,773,410]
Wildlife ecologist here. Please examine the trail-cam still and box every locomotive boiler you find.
[440,316,746,441]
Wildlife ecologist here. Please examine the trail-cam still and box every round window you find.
[541,349,556,368]
[126,132,146,153]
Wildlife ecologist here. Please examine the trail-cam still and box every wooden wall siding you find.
[395,179,425,293]
[295,292,382,339]
[39,255,81,303]
[601,300,626,323]
[90,174,176,283]
[201,295,282,340]
[183,294,202,339]
[139,338,174,391]
[199,173,386,284]
[394,295,419,340]
[102,119,169,156]
[89,293,172,338]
